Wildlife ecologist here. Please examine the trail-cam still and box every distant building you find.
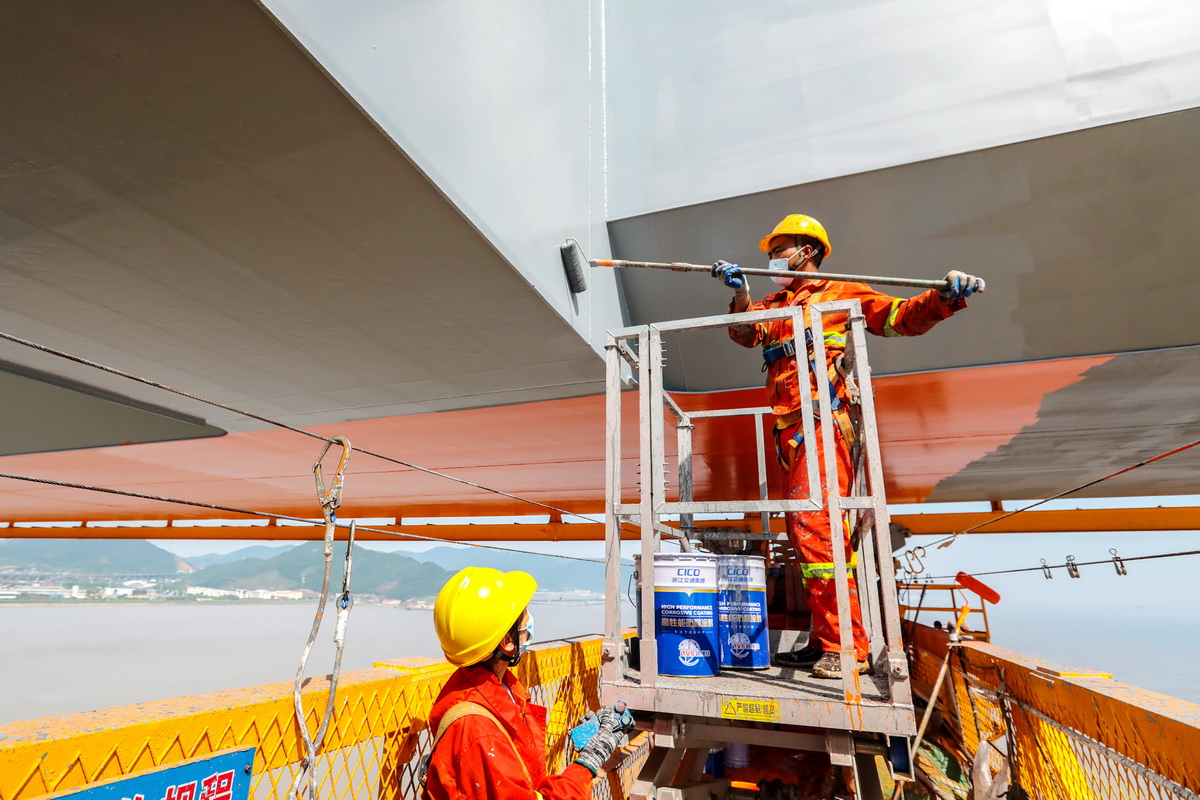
[186,586,247,599]
[15,583,88,599]
[123,579,157,589]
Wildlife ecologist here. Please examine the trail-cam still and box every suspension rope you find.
[291,440,353,800]
[924,548,1200,581]
[0,329,606,528]
[914,435,1200,554]
[0,469,615,565]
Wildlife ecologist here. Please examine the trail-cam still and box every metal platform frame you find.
[599,302,916,798]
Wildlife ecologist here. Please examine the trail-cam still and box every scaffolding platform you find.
[603,630,909,736]
[599,304,918,798]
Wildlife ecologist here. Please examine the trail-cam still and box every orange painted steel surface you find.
[0,357,1110,525]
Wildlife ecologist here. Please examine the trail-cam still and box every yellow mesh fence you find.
[0,635,646,800]
[907,625,1200,800]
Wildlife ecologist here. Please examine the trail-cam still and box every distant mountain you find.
[0,539,180,574]
[186,545,296,570]
[187,542,453,600]
[412,545,622,594]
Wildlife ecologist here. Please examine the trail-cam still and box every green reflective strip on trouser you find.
[800,554,859,580]
[823,332,846,348]
[882,298,905,338]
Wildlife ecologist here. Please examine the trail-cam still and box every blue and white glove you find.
[939,270,985,301]
[571,702,635,776]
[711,260,749,298]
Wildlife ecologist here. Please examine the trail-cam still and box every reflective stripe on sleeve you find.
[882,298,905,338]
[823,332,846,348]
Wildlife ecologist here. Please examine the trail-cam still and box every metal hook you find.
[1040,558,1053,580]
[904,547,926,576]
[313,436,352,513]
[1110,548,1128,576]
[1066,555,1080,579]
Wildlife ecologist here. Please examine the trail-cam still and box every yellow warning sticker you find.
[720,697,781,723]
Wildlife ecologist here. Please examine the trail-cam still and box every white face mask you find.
[768,252,797,286]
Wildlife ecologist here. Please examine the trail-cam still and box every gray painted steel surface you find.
[0,0,608,445]
[605,1,1200,218]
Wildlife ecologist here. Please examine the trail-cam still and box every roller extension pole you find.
[594,258,948,291]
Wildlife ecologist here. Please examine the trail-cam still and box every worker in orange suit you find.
[422,567,632,800]
[711,214,983,679]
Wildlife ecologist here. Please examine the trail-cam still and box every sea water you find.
[0,601,626,725]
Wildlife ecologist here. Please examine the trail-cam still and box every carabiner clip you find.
[1066,555,1080,579]
[1110,548,1128,577]
[313,436,352,513]
[1040,558,1053,580]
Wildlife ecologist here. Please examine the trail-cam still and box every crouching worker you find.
[423,567,630,800]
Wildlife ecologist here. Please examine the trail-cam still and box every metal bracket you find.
[825,730,854,767]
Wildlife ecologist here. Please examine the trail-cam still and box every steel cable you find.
[920,436,1200,552]
[924,548,1200,581]
[0,469,616,564]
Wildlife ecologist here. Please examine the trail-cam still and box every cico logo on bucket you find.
[677,638,711,667]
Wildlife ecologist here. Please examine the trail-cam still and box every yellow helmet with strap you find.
[758,214,832,259]
[433,567,537,666]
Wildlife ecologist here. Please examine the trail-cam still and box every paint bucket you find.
[718,555,770,669]
[634,553,720,677]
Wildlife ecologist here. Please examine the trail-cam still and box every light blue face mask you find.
[519,616,535,655]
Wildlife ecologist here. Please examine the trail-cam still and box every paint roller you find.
[955,571,1001,605]
[558,238,952,295]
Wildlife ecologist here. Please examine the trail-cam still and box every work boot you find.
[772,643,822,667]
[811,651,868,679]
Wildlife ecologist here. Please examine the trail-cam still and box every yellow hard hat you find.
[433,567,537,666]
[758,214,832,259]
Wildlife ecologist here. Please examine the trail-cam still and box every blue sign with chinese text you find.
[53,748,255,800]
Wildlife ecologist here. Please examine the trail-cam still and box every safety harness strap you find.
[761,339,797,365]
[429,701,536,788]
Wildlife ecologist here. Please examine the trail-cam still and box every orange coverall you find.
[729,279,966,659]
[425,666,593,800]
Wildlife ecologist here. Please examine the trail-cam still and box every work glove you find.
[571,702,634,776]
[938,270,985,301]
[711,260,749,298]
